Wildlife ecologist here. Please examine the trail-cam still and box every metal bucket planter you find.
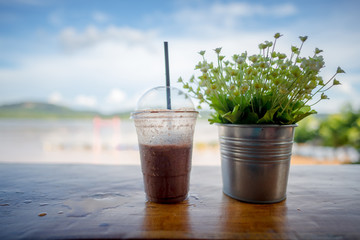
[217,124,296,203]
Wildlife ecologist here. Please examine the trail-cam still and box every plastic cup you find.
[131,87,198,203]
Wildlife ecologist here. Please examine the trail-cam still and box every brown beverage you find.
[139,143,192,203]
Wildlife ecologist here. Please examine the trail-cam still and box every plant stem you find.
[304,72,338,105]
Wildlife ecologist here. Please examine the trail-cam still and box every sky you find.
[0,0,359,113]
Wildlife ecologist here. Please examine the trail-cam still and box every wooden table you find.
[0,164,359,239]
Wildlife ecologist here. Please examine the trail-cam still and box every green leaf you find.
[209,113,228,124]
[336,66,345,74]
[293,105,311,115]
[293,101,304,110]
[221,111,232,123]
[276,111,292,124]
[299,36,308,42]
[293,110,317,123]
[257,107,279,124]
[221,105,241,123]
[242,112,259,124]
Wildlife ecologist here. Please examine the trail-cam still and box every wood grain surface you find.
[0,164,359,239]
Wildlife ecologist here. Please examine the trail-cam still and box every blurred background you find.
[0,0,359,165]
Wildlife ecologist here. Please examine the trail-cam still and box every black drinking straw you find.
[164,41,171,110]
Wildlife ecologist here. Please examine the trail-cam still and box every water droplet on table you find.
[190,194,199,200]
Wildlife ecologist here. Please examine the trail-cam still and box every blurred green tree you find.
[294,116,320,143]
[319,104,360,149]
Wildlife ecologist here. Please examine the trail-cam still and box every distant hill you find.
[0,102,130,119]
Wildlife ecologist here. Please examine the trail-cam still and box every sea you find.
[0,118,220,165]
[0,118,358,165]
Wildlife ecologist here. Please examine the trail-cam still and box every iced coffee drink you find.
[132,87,198,203]
[139,143,192,203]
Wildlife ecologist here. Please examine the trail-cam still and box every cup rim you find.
[131,109,199,119]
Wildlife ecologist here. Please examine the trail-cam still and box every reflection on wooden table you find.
[0,164,359,239]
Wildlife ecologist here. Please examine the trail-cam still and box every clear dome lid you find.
[135,86,196,111]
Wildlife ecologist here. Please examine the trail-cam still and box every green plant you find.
[178,33,344,124]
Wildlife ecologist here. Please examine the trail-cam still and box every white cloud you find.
[93,11,109,23]
[48,92,63,104]
[106,88,126,104]
[59,25,158,51]
[270,3,297,16]
[210,2,296,17]
[171,2,296,33]
[48,11,63,26]
[75,95,97,108]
